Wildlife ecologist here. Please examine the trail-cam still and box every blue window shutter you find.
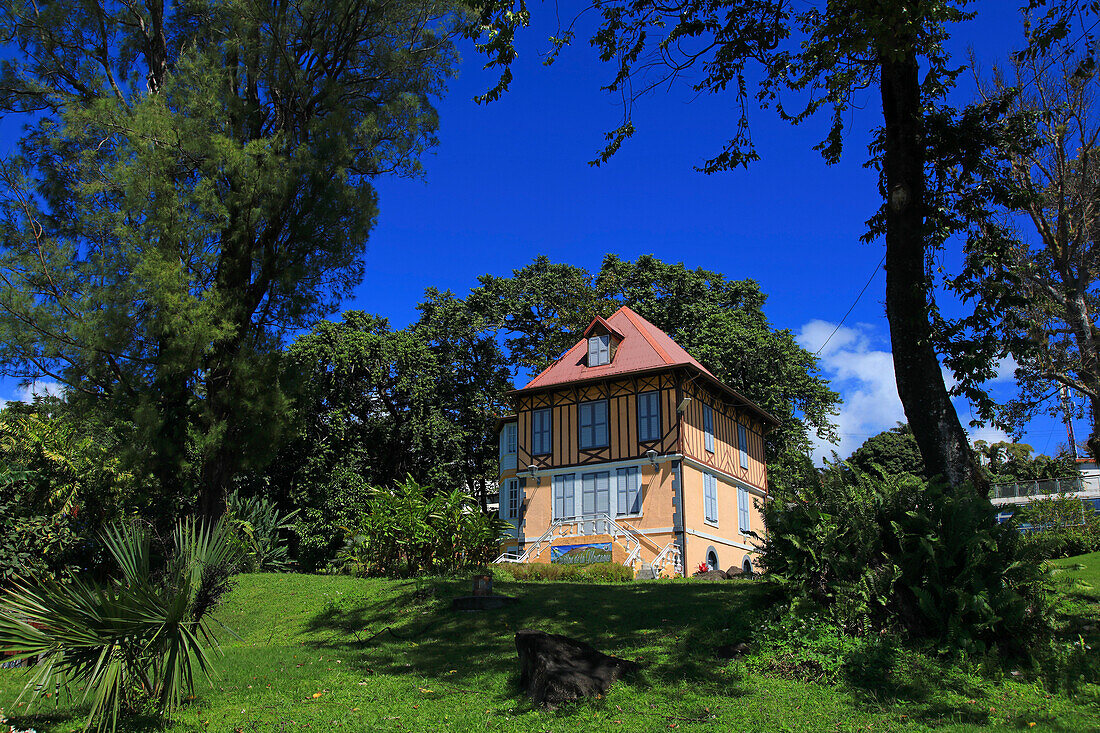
[738,423,749,469]
[638,392,659,442]
[738,488,750,532]
[703,404,715,453]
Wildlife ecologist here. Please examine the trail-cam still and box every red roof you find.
[583,314,624,341]
[520,306,717,389]
[516,306,778,426]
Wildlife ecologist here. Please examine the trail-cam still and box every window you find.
[637,391,660,443]
[532,408,552,455]
[505,423,517,455]
[706,548,719,571]
[581,471,610,515]
[737,423,749,469]
[738,487,750,533]
[704,472,718,524]
[702,404,715,453]
[553,473,576,520]
[506,478,520,519]
[588,334,610,366]
[578,400,609,450]
[616,466,641,515]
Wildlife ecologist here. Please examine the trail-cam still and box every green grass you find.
[1,564,1099,733]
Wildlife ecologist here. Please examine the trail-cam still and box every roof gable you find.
[521,306,717,391]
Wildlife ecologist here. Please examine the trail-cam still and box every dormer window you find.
[588,334,610,366]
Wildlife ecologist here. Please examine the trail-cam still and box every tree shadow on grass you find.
[3,709,165,733]
[303,577,778,696]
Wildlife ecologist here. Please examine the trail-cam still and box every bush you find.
[0,409,134,581]
[746,613,867,683]
[1014,495,1100,561]
[292,466,372,571]
[0,517,241,732]
[332,476,508,577]
[762,471,1051,654]
[493,562,634,583]
[225,490,299,572]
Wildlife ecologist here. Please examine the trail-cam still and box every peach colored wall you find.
[516,462,679,564]
[680,380,768,492]
[680,464,763,574]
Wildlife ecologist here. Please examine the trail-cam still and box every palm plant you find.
[0,517,240,732]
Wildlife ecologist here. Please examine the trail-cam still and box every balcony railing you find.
[990,474,1100,502]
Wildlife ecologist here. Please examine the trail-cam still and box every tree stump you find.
[515,629,639,708]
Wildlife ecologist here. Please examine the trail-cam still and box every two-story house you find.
[495,306,776,577]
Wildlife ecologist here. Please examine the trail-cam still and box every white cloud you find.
[11,380,65,402]
[799,320,1021,465]
[798,320,905,465]
[967,424,1011,446]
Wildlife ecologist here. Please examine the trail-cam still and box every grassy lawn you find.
[0,558,1097,733]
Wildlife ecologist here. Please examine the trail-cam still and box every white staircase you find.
[493,514,684,577]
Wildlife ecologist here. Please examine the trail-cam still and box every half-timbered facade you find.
[495,306,776,577]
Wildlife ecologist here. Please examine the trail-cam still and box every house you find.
[494,306,777,577]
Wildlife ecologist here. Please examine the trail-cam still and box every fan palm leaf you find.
[0,517,240,732]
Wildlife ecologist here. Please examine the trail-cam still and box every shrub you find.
[762,471,1051,654]
[1014,495,1100,561]
[0,410,133,581]
[493,562,634,583]
[0,517,241,732]
[225,490,299,572]
[332,476,508,577]
[746,613,865,683]
[292,466,372,571]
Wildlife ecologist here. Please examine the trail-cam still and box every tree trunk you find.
[879,53,985,494]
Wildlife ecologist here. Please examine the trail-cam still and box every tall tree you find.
[950,53,1100,462]
[466,0,987,489]
[415,289,515,507]
[272,306,511,567]
[0,0,458,514]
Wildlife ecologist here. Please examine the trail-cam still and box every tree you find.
[847,423,926,479]
[0,0,459,515]
[949,52,1100,463]
[416,289,516,507]
[271,306,512,568]
[972,440,1076,483]
[475,254,840,490]
[476,255,613,373]
[466,0,989,490]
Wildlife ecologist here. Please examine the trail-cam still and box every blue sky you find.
[0,2,1084,463]
[346,2,1077,462]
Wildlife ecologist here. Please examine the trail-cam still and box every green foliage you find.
[0,517,241,732]
[975,441,1076,484]
[746,613,871,684]
[291,467,374,572]
[762,471,1052,654]
[493,562,635,583]
[0,0,461,514]
[225,491,299,573]
[273,307,512,570]
[847,423,925,479]
[332,476,507,577]
[1015,496,1100,561]
[0,407,134,581]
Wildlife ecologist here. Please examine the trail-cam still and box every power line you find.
[814,254,886,356]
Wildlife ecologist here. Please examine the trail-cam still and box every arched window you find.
[706,548,719,571]
[742,555,753,576]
